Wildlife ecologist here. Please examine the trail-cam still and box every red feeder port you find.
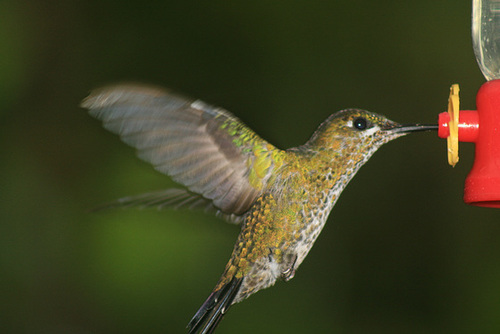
[438,80,500,207]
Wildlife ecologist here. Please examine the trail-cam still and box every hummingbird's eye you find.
[353,117,368,130]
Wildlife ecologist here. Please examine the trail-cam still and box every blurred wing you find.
[82,84,282,215]
[92,188,244,224]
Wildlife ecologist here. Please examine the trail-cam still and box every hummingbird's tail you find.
[187,277,243,334]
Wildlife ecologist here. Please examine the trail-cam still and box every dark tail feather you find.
[187,277,243,334]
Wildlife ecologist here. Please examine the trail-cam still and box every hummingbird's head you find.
[305,109,436,155]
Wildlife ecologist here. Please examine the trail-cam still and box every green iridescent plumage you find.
[83,84,436,334]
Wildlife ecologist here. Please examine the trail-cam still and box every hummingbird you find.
[82,83,437,334]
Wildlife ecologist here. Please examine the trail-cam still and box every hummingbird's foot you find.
[280,254,297,282]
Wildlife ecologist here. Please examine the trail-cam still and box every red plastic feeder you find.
[438,80,500,207]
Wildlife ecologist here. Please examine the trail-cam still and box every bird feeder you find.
[438,0,500,208]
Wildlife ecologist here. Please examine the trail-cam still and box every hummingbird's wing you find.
[82,84,281,215]
[92,188,244,224]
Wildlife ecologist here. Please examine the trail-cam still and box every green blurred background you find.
[1,1,499,333]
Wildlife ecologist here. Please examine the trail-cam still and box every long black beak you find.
[390,124,438,134]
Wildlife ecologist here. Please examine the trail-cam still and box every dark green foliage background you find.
[1,1,499,333]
